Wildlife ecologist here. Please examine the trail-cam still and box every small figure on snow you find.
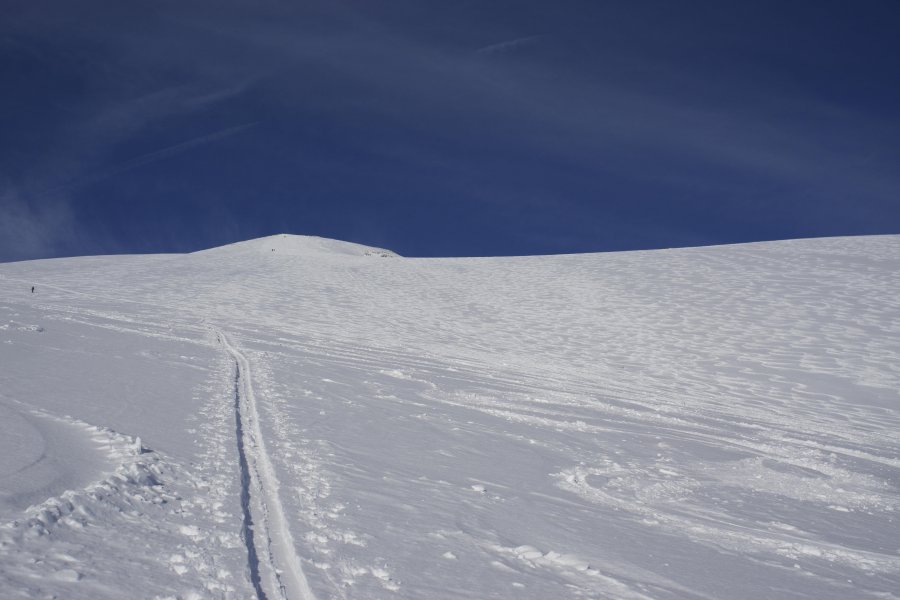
[31,286,34,293]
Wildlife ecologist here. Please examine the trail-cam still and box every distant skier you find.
[31,286,34,293]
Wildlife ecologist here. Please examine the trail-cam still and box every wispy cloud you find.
[53,121,259,193]
[181,78,260,109]
[475,34,545,56]
[0,187,78,262]
[211,16,899,205]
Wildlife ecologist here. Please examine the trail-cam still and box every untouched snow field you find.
[1,234,899,599]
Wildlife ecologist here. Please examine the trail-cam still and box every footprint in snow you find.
[52,568,81,582]
[179,524,202,538]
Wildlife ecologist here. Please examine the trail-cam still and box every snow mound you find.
[194,234,399,258]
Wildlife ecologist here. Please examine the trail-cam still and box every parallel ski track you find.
[216,329,315,600]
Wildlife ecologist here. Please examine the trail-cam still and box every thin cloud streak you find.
[52,121,259,193]
[475,34,545,55]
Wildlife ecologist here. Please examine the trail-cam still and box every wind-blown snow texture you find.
[1,234,898,599]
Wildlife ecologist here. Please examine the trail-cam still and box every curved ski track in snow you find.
[216,329,315,600]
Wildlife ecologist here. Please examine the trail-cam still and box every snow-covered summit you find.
[193,233,399,258]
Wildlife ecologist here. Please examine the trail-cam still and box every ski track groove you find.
[216,328,316,600]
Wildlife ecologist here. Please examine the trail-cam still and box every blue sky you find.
[2,0,898,261]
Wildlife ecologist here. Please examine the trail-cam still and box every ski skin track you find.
[216,329,316,600]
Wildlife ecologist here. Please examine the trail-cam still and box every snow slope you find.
[1,233,898,599]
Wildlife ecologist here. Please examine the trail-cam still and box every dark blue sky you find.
[2,0,899,261]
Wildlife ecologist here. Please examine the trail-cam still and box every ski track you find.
[216,328,316,600]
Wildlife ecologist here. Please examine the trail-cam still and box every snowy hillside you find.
[1,233,899,599]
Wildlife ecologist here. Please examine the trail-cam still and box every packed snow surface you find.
[1,233,899,599]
